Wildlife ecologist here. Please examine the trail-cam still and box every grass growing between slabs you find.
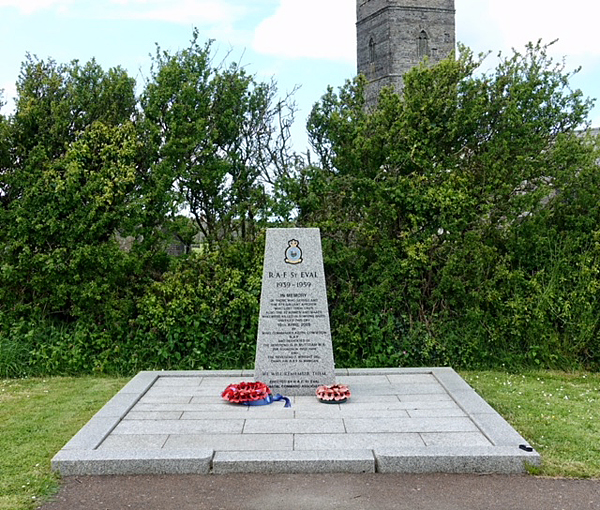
[0,371,598,510]
[0,376,127,510]
[462,370,600,478]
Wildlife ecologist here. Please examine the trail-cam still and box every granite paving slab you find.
[51,368,541,475]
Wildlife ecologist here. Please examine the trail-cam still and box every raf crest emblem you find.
[284,239,303,265]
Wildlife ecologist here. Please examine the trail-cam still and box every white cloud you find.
[456,0,502,51]
[0,0,74,14]
[459,0,600,58]
[251,0,599,63]
[492,1,600,57]
[0,0,247,26]
[109,0,245,26]
[252,0,355,62]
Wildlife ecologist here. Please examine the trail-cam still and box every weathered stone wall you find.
[357,0,456,107]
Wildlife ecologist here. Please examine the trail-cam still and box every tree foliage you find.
[0,38,598,375]
[0,33,300,375]
[299,42,600,369]
[141,30,298,245]
[0,56,165,329]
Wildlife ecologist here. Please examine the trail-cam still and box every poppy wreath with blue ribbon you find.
[222,381,291,407]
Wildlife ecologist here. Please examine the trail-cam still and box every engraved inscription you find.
[254,228,336,395]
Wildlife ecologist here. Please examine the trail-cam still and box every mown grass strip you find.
[462,370,600,478]
[0,377,127,510]
[0,371,598,509]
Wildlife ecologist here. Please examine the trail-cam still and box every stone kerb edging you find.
[51,368,541,476]
[52,370,248,476]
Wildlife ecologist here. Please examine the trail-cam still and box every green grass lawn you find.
[462,370,600,478]
[0,371,598,510]
[0,376,127,510]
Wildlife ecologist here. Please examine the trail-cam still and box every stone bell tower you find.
[357,0,456,107]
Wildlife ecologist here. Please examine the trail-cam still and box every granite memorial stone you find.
[254,228,336,395]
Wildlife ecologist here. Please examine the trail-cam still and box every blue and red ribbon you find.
[242,393,291,408]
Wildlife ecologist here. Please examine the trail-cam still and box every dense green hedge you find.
[0,242,263,377]
[1,226,598,377]
[321,230,600,371]
[1,40,599,376]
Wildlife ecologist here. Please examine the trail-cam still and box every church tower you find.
[357,0,456,107]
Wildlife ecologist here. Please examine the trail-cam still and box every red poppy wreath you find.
[316,384,351,403]
[222,381,291,407]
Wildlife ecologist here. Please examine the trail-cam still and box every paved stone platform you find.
[51,368,540,476]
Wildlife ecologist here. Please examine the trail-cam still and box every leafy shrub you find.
[123,241,263,372]
[2,41,599,375]
[0,318,34,378]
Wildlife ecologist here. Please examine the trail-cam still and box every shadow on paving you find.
[39,473,600,510]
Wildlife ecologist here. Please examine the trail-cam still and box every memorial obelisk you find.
[254,228,336,396]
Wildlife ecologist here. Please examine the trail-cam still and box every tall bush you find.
[1,39,598,375]
[302,42,600,370]
[124,240,263,372]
